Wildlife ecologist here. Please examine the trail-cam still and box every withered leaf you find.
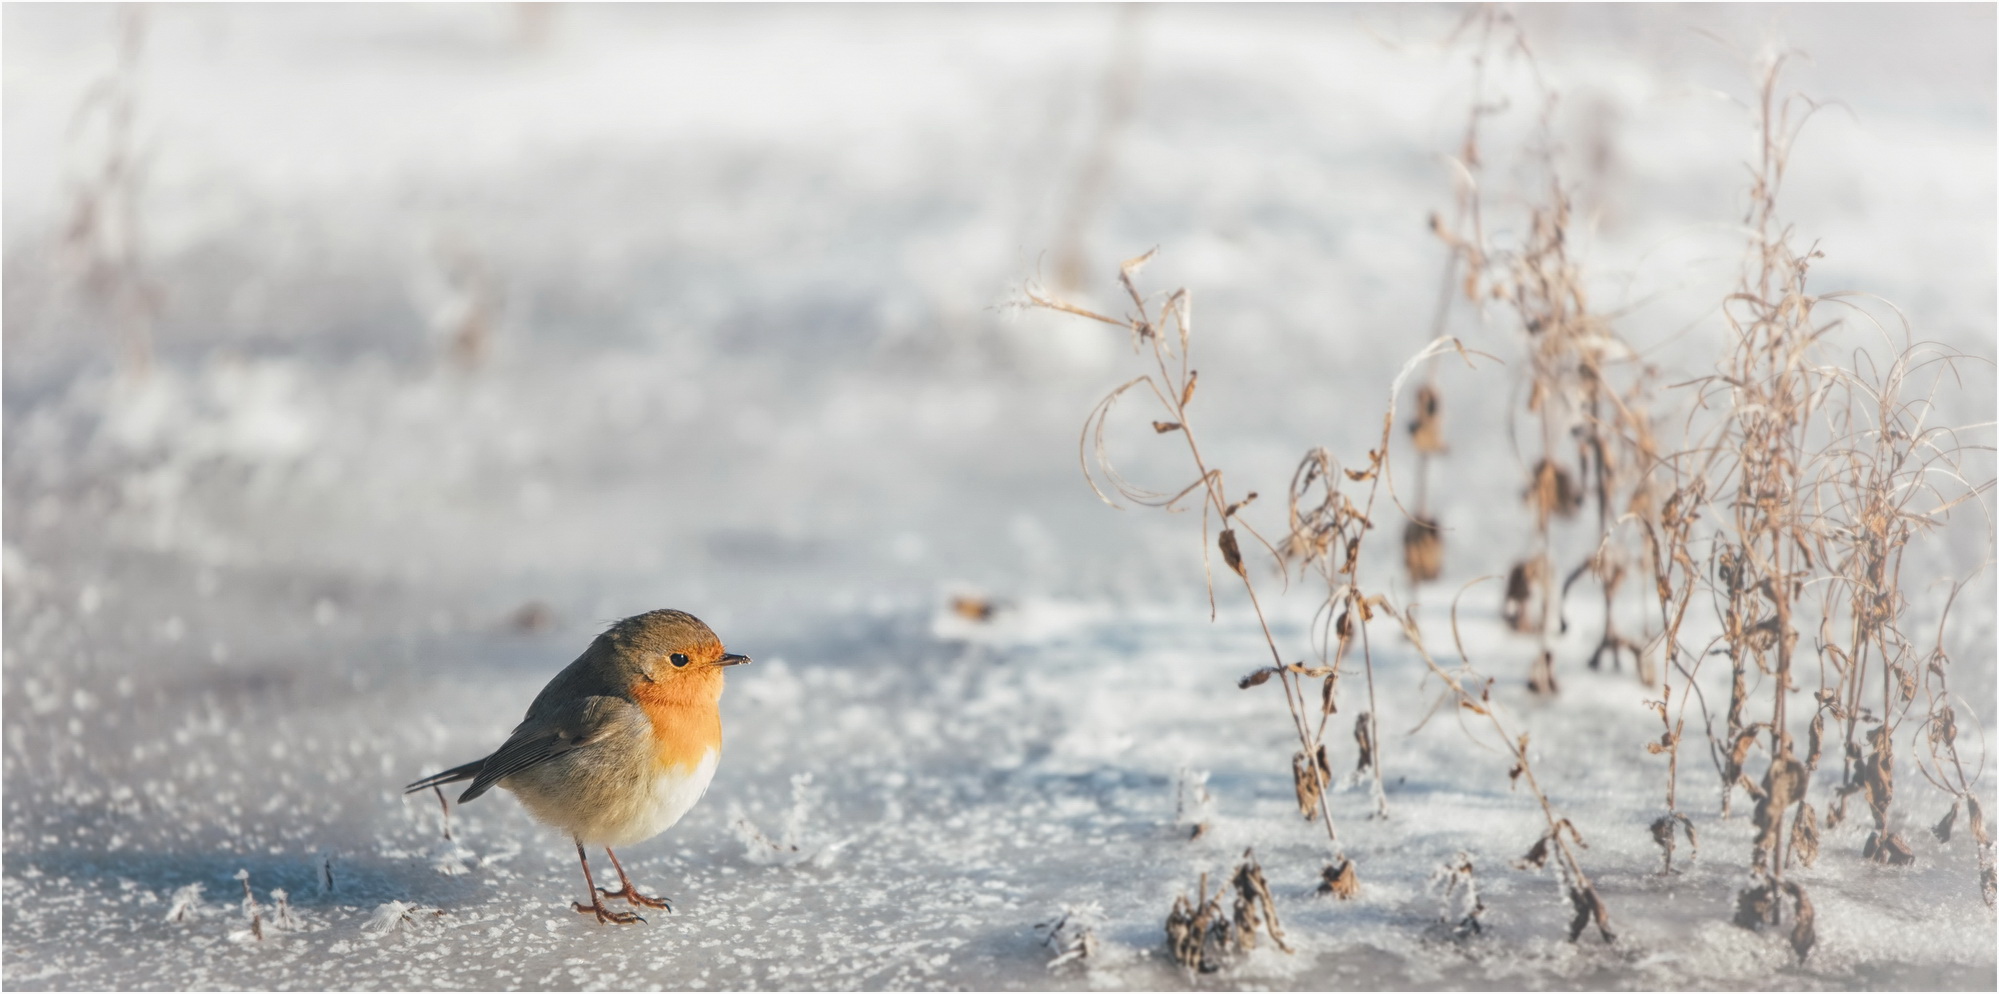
[1520,835,1550,869]
[1153,421,1183,434]
[1238,667,1277,689]
[1566,885,1613,942]
[1805,712,1824,770]
[1218,529,1246,578]
[1790,802,1820,868]
[1878,831,1915,866]
[1650,815,1675,850]
[1318,859,1359,900]
[1291,750,1325,821]
[1785,882,1816,961]
[1968,795,1989,847]
[1319,673,1338,715]
[1353,713,1375,775]
[1734,882,1777,930]
[1934,802,1959,845]
[1180,370,1198,409]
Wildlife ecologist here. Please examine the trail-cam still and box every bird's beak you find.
[716,653,751,667]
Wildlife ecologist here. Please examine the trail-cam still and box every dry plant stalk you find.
[1430,10,1663,697]
[1398,595,1615,943]
[1027,250,1370,859]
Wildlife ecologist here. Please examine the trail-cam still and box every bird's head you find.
[605,609,749,703]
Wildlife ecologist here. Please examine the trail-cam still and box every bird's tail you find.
[404,758,485,796]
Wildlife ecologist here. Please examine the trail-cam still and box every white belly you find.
[603,748,719,847]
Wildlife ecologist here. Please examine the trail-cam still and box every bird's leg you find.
[597,848,673,911]
[571,842,643,924]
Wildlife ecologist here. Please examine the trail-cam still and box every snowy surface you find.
[4,5,1994,990]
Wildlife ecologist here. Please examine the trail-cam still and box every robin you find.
[406,609,749,924]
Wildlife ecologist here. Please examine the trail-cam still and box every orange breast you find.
[633,679,724,773]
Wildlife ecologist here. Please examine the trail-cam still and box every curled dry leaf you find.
[1181,369,1198,408]
[1291,748,1329,821]
[1153,420,1183,434]
[1520,835,1551,870]
[1784,882,1816,962]
[1566,884,1614,943]
[1790,802,1820,868]
[1933,802,1959,844]
[1218,528,1246,578]
[1861,727,1894,831]
[1230,850,1291,954]
[1238,667,1277,690]
[1864,831,1915,866]
[1319,672,1338,715]
[1352,713,1376,776]
[1318,859,1359,900]
[1734,882,1778,930]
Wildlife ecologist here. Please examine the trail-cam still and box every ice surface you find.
[4,5,1994,990]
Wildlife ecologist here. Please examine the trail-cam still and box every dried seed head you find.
[1527,458,1583,523]
[1402,517,1443,583]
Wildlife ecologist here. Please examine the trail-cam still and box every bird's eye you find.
[670,653,690,668]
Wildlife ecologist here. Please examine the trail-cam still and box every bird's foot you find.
[597,884,672,911]
[573,897,644,924]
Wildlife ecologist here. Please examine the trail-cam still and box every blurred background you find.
[3,5,1993,988]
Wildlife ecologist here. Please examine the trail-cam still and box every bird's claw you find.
[573,899,645,924]
[597,884,673,911]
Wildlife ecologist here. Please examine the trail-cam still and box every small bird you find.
[406,609,749,924]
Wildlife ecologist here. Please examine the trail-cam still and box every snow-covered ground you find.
[4,5,1994,989]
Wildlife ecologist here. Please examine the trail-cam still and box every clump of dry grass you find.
[1030,254,1619,951]
[1031,10,1993,970]
[1646,51,1997,954]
